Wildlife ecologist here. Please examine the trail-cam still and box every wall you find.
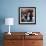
[0,0,46,46]
[0,0,46,32]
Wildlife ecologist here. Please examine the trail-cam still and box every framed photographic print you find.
[19,7,36,24]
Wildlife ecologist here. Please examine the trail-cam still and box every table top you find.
[4,32,43,40]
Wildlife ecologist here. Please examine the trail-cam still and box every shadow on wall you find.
[0,16,5,46]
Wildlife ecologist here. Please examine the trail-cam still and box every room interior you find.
[0,0,46,46]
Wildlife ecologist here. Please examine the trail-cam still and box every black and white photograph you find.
[19,7,36,24]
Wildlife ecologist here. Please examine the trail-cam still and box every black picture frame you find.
[19,7,36,24]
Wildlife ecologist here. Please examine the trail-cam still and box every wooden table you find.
[4,32,43,46]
